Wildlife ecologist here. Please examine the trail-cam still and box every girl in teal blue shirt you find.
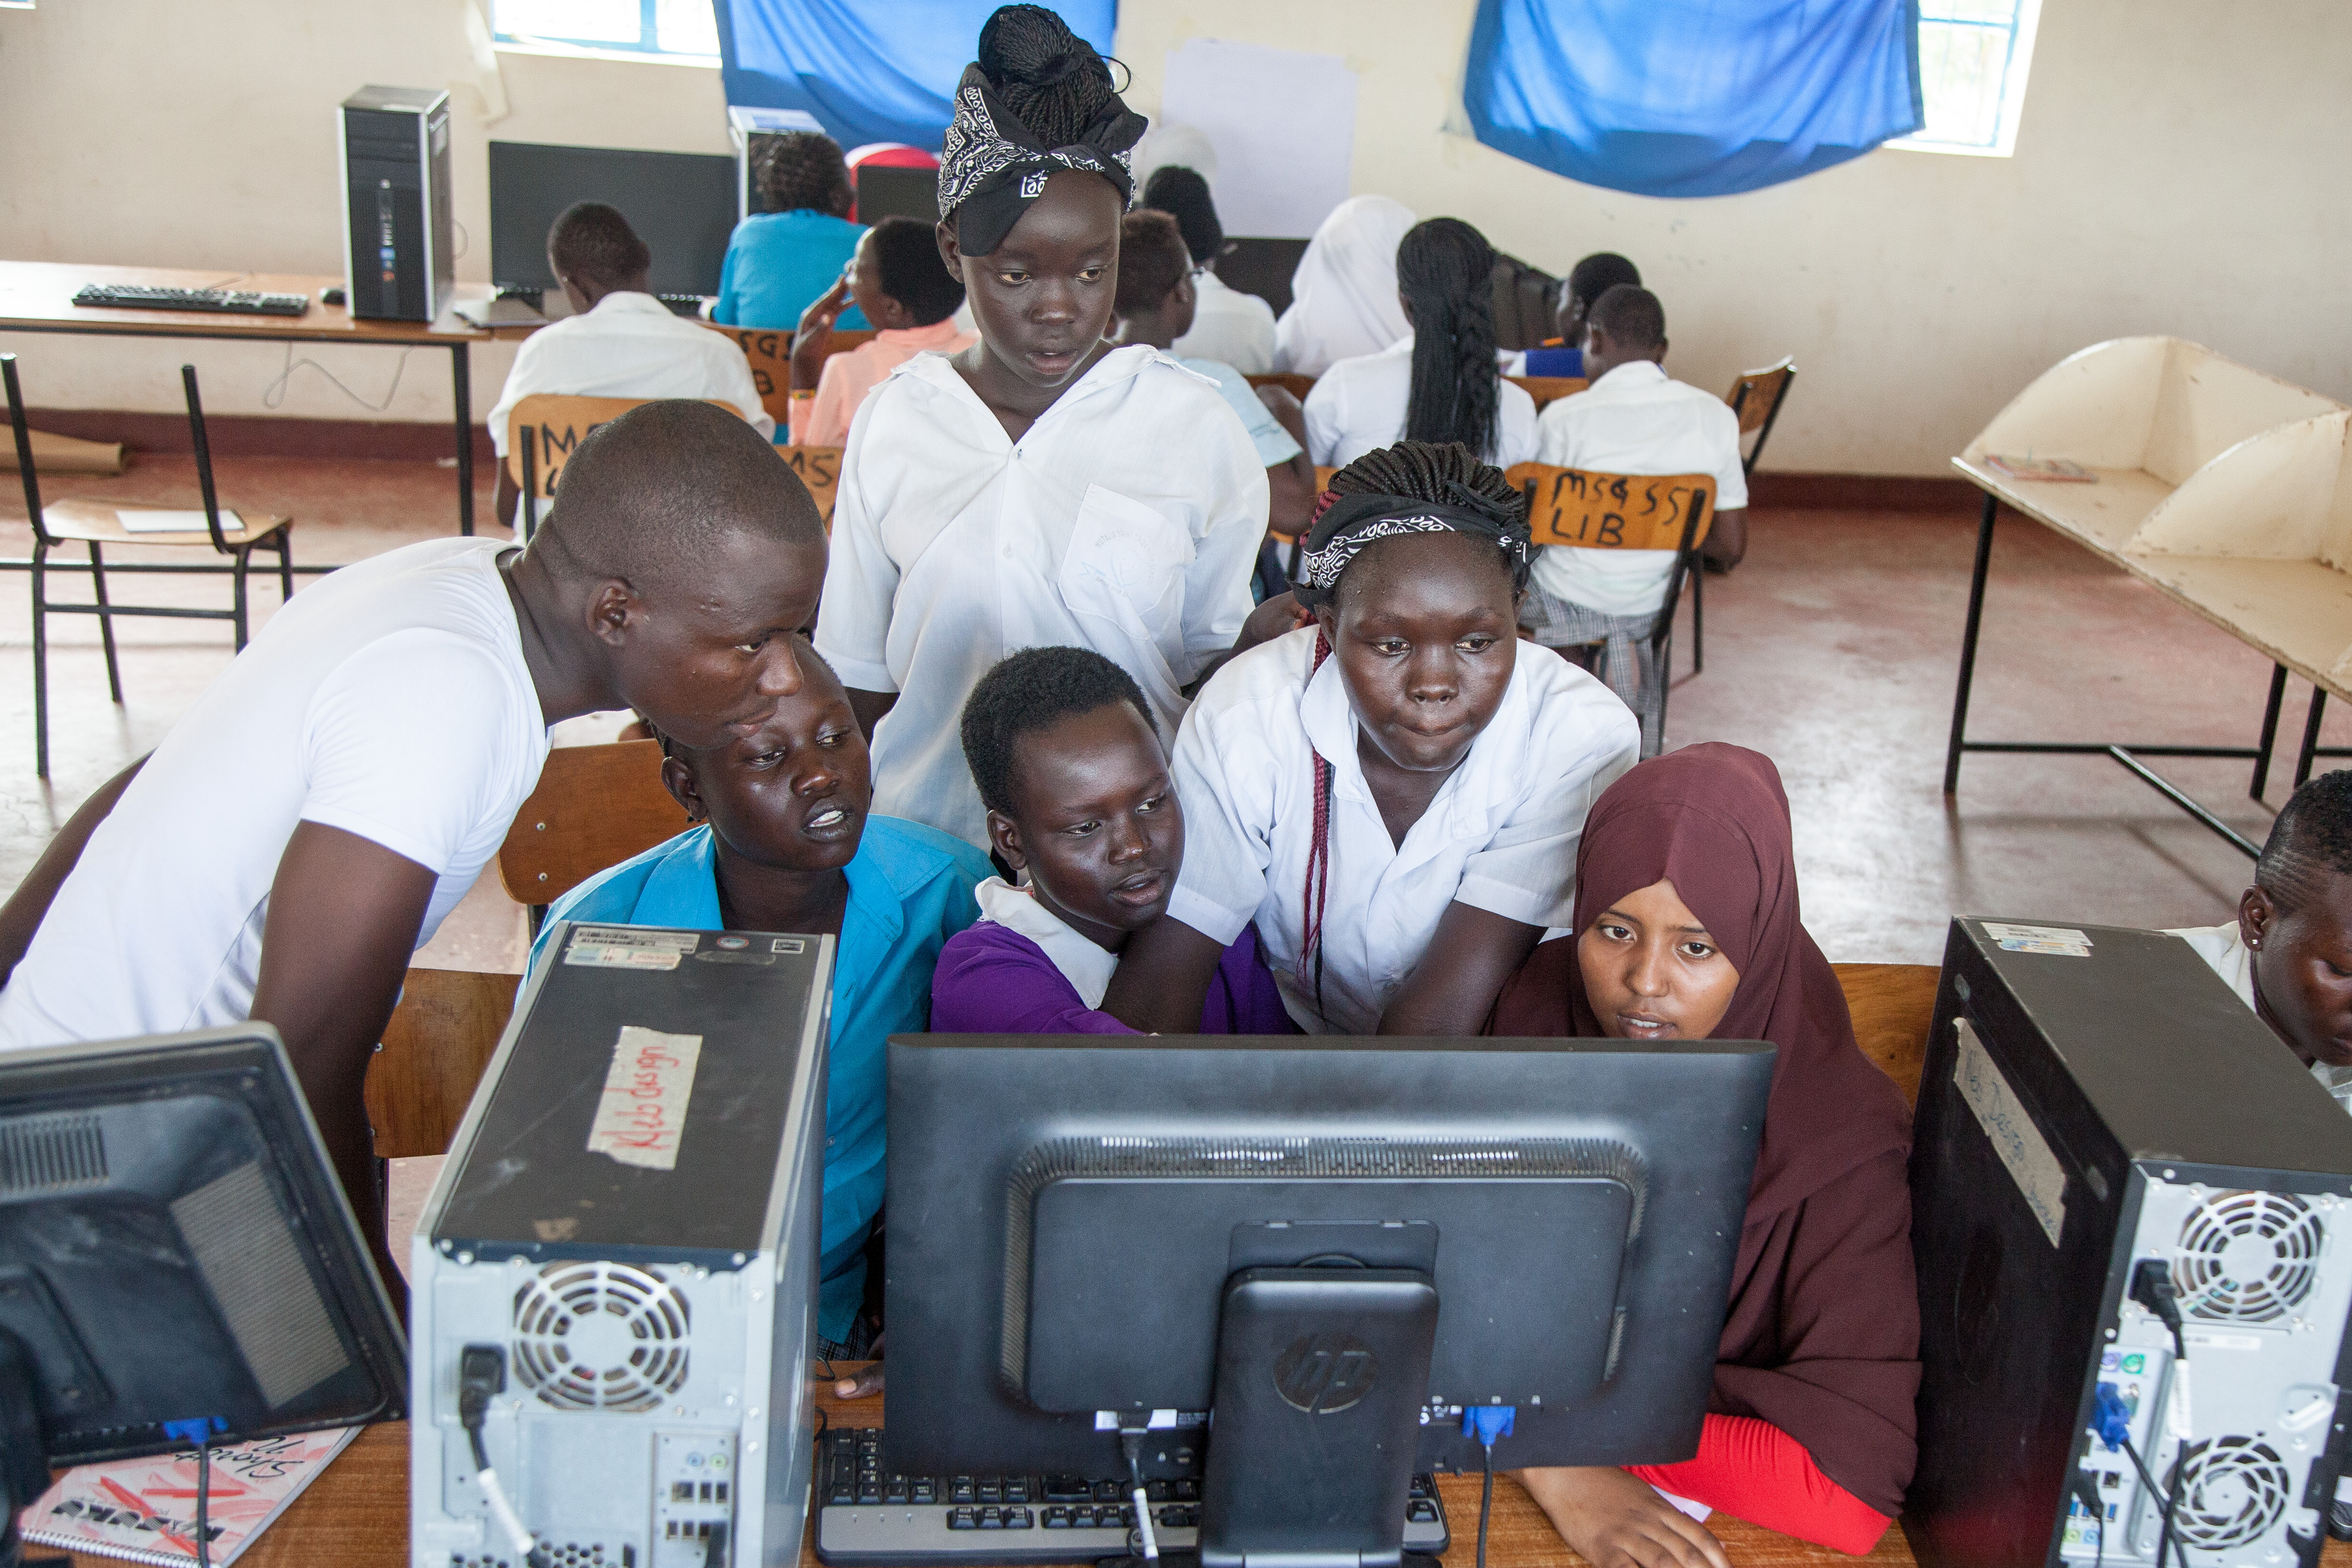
[713,131,870,332]
[525,643,988,1353]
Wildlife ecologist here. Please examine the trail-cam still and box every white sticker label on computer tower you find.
[1980,922,2092,957]
[1953,1017,2068,1246]
[589,1025,703,1170]
[565,927,699,971]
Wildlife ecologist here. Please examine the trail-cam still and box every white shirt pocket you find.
[1057,484,1198,721]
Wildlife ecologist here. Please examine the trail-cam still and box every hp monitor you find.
[871,1033,1773,1568]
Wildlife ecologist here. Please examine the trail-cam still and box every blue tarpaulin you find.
[1463,0,1923,199]
[715,0,1118,152]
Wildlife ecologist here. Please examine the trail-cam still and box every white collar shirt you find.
[1530,361,1747,617]
[814,344,1269,848]
[484,291,773,456]
[1302,332,1540,472]
[975,876,1117,1006]
[2169,921,2352,1113]
[1167,626,1638,1033]
[1172,270,1279,376]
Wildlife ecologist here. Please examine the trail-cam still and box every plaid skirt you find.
[1527,587,1667,757]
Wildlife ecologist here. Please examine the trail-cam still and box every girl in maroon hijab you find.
[1491,743,1917,1566]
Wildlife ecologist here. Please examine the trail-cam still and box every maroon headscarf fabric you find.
[1491,743,1920,1515]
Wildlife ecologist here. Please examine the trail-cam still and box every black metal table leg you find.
[1943,492,1999,795]
[2297,686,2329,788]
[2253,663,2288,799]
[452,341,474,537]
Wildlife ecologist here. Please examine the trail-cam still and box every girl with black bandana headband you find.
[1104,440,1641,1036]
[813,4,1290,850]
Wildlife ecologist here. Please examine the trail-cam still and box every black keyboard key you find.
[1410,1473,1435,1499]
[1407,1500,1440,1523]
[1044,1475,1091,1502]
[911,1483,937,1504]
[857,1488,881,1504]
[1093,1480,1123,1502]
[1002,1478,1031,1503]
[950,1478,977,1504]
[947,1508,978,1530]
[829,1485,854,1504]
[1042,1507,1073,1528]
[1005,1508,1034,1529]
[977,1480,1002,1503]
[977,1507,1004,1529]
[1173,1478,1201,1502]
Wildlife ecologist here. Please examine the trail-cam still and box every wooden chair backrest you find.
[1506,374,1588,412]
[497,739,691,907]
[1246,372,1317,401]
[368,967,522,1157]
[1506,464,1717,551]
[778,445,845,526]
[1727,357,1797,435]
[708,326,879,428]
[504,395,740,498]
[1832,961,1939,1107]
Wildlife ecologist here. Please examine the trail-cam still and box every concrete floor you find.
[1,453,2345,966]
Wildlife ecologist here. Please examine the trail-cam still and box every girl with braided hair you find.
[816,4,1280,850]
[1103,439,1638,1036]
[1302,217,1540,473]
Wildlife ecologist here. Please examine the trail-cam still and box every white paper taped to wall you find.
[1157,39,1358,240]
[1953,1016,2067,1245]
[588,1025,703,1171]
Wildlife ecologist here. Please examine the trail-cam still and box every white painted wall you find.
[5,0,2347,475]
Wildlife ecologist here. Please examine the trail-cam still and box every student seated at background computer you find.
[1111,209,1319,557]
[815,5,1275,851]
[486,203,771,527]
[930,646,1294,1034]
[1526,285,1747,756]
[786,216,977,448]
[1492,743,1918,1565]
[2172,769,2352,1113]
[0,404,830,1305]
[1516,251,1642,378]
[1303,218,1540,472]
[713,131,870,332]
[1142,165,1278,375]
[526,638,989,1358]
[1106,442,1638,1038]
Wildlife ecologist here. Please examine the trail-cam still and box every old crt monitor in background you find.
[489,141,737,298]
[878,1034,1772,1568]
[0,1027,408,1557]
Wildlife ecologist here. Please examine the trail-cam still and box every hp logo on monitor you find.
[1274,1333,1379,1414]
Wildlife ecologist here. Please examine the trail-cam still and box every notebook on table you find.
[15,1426,358,1566]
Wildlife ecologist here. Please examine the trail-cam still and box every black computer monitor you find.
[854,164,940,227]
[885,1033,1772,1567]
[0,1026,407,1559]
[488,141,738,297]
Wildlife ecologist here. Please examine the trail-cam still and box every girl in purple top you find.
[931,646,1294,1034]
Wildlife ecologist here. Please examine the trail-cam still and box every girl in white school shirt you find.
[815,7,1271,850]
[1106,440,1640,1036]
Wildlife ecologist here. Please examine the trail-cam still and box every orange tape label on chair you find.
[1515,468,1715,552]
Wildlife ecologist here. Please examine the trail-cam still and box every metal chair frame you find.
[4,355,292,776]
[1687,359,1799,677]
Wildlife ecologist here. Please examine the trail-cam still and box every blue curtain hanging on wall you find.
[1463,0,1922,200]
[715,0,1118,152]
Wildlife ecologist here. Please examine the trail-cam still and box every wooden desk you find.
[0,261,500,536]
[1944,336,2352,849]
[90,1380,2352,1568]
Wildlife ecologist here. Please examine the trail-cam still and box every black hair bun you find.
[976,4,1121,145]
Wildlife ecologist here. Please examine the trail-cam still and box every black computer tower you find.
[340,86,452,322]
[1906,918,2352,1568]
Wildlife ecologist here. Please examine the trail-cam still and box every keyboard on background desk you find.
[815,1428,1448,1565]
[72,283,310,317]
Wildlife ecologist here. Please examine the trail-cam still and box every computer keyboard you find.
[813,1427,1448,1565]
[72,284,310,317]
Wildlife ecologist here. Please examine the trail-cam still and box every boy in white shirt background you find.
[1143,166,1279,376]
[486,202,772,527]
[1528,284,1748,755]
